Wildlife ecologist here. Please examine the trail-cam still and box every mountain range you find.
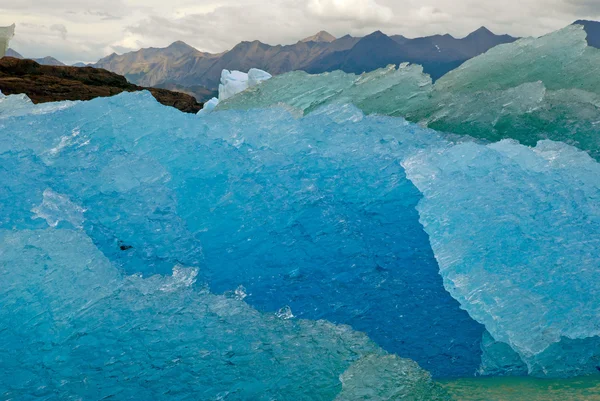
[93,27,518,101]
[6,21,600,103]
[307,27,518,77]
[5,48,65,67]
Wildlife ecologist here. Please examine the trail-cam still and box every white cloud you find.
[307,0,394,25]
[410,6,452,23]
[0,0,599,64]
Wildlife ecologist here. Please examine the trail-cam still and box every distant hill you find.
[32,56,65,66]
[95,35,359,90]
[5,48,22,58]
[72,62,94,67]
[305,31,410,75]
[95,27,517,91]
[5,48,65,66]
[305,27,518,80]
[301,31,336,43]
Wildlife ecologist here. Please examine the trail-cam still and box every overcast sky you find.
[1,0,598,64]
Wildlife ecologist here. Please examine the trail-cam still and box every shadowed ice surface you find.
[0,228,447,400]
[0,92,483,378]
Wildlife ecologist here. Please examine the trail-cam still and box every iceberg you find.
[0,24,14,58]
[403,139,600,377]
[219,63,431,118]
[218,68,272,101]
[4,87,600,379]
[220,24,600,158]
[0,91,76,119]
[198,96,219,114]
[248,67,273,87]
[4,21,600,389]
[199,68,272,114]
[219,69,250,101]
[0,91,483,377]
[335,354,449,400]
[0,228,447,400]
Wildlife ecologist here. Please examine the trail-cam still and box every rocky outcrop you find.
[0,57,203,113]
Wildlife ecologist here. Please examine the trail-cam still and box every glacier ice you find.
[198,96,219,114]
[218,63,431,119]
[477,331,528,377]
[335,354,449,400]
[0,24,14,58]
[0,91,483,377]
[218,68,272,101]
[216,38,600,374]
[219,24,600,158]
[200,68,273,114]
[0,92,76,119]
[31,188,86,228]
[4,44,600,388]
[0,228,447,400]
[248,67,273,87]
[219,69,250,101]
[403,139,600,377]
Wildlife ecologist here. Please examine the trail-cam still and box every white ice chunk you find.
[219,70,250,101]
[248,68,273,87]
[218,68,272,101]
[31,188,86,228]
[197,97,219,115]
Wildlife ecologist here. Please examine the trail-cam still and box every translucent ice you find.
[335,354,449,400]
[31,188,86,228]
[247,67,273,87]
[218,66,422,116]
[421,24,600,155]
[219,24,600,158]
[198,96,219,114]
[0,91,483,377]
[218,68,272,101]
[0,228,446,400]
[403,139,600,377]
[0,92,76,119]
[478,331,528,377]
[4,72,600,382]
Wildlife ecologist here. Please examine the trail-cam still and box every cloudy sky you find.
[1,0,598,64]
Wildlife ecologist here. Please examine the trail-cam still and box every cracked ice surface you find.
[220,24,600,158]
[404,139,600,377]
[0,91,483,378]
[0,228,446,400]
[3,82,600,386]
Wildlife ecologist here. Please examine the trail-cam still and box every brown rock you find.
[0,57,203,113]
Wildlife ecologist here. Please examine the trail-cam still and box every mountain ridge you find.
[5,48,66,66]
[305,26,518,79]
[11,22,600,103]
[95,27,517,91]
[301,31,336,43]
